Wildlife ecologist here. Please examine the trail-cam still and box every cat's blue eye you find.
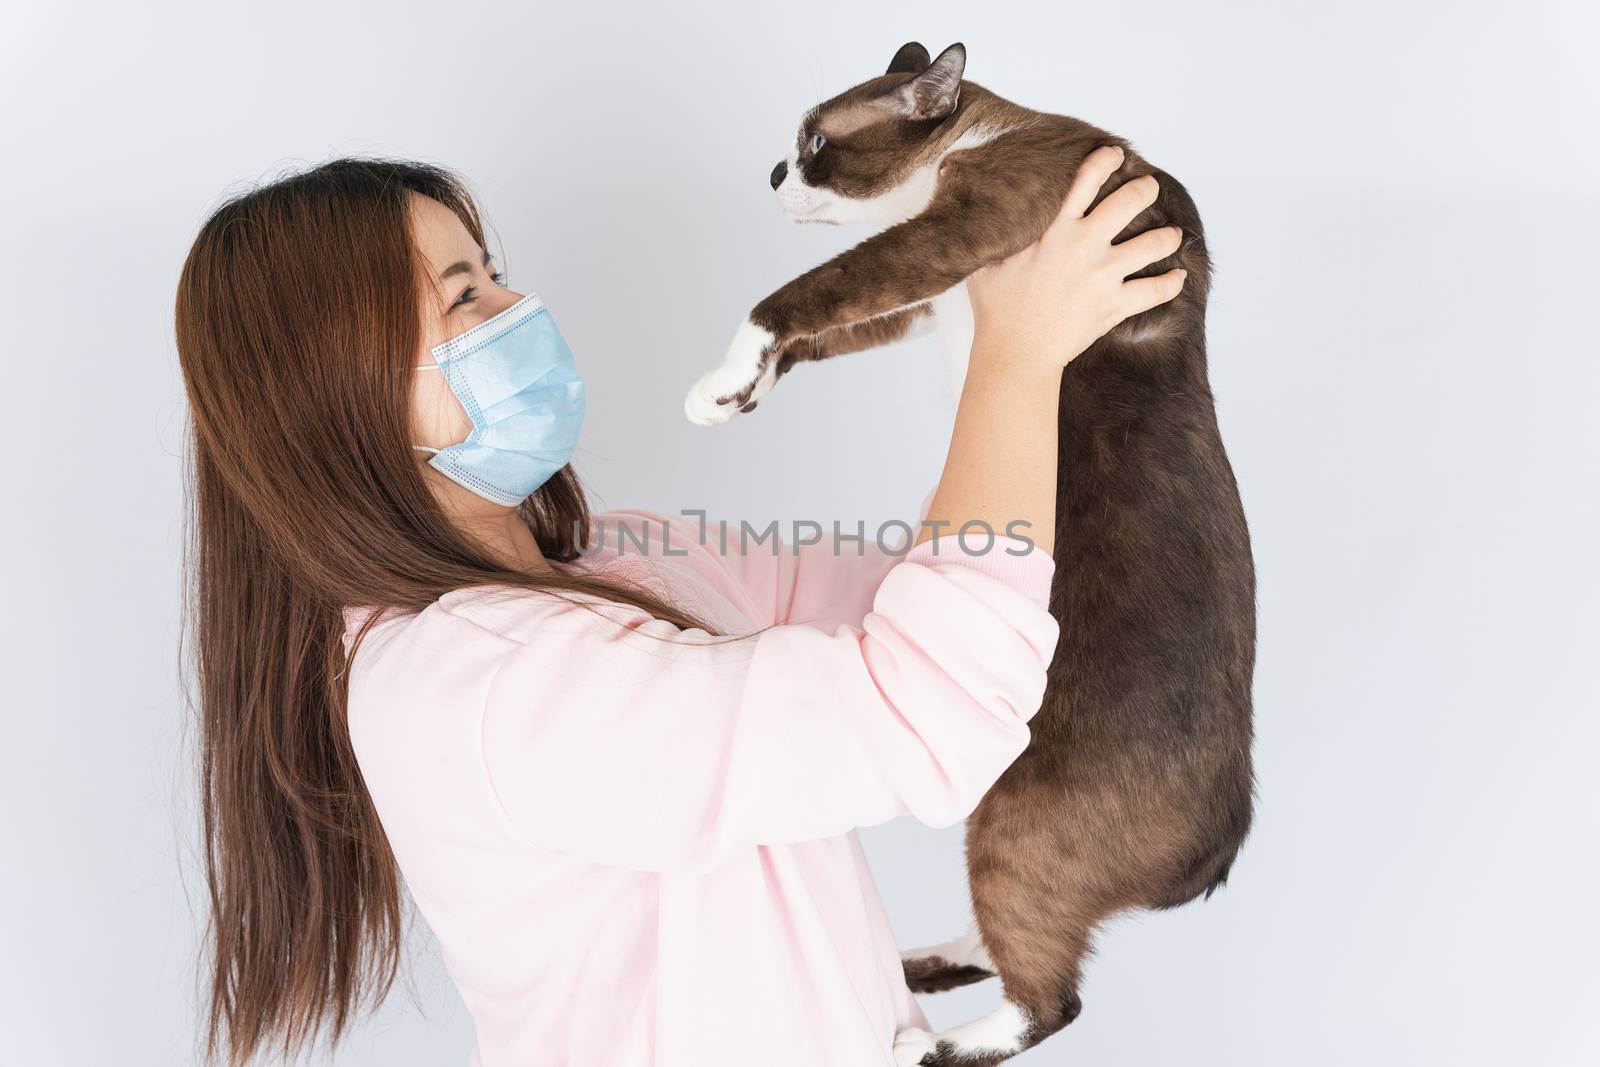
[809,134,826,153]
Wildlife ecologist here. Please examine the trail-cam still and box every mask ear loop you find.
[414,361,447,454]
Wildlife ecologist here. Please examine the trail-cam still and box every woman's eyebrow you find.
[438,247,494,281]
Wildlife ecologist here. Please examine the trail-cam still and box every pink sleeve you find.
[654,487,953,628]
[476,532,1059,873]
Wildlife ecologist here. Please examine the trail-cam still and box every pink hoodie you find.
[342,507,1060,1067]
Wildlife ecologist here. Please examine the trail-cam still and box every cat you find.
[682,41,1257,1067]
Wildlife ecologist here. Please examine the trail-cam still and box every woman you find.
[177,144,1182,1066]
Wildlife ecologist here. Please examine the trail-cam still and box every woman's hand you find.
[917,146,1185,556]
[965,145,1187,370]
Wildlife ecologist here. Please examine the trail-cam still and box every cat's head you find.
[769,41,967,227]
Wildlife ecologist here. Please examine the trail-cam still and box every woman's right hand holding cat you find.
[919,146,1186,556]
[966,145,1187,370]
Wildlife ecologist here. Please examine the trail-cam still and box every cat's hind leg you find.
[900,811,1110,1065]
[900,924,995,993]
[893,994,1056,1067]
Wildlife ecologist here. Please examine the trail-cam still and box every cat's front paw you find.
[683,319,777,426]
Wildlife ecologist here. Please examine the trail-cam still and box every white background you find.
[3,1,1597,1064]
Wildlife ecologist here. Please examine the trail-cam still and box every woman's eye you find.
[809,133,826,153]
[451,270,507,311]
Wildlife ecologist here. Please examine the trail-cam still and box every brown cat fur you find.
[684,42,1257,1065]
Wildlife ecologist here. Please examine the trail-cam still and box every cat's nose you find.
[769,160,787,190]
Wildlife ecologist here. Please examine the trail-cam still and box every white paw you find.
[683,369,740,425]
[745,358,782,405]
[893,1027,937,1067]
[682,318,776,426]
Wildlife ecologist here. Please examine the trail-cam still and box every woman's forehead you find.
[407,191,477,263]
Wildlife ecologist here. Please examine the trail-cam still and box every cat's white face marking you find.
[774,123,1003,228]
[773,141,814,218]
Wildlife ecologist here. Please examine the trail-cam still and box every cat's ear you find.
[886,41,930,75]
[881,42,965,120]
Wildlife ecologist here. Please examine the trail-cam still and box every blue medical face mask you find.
[413,292,586,506]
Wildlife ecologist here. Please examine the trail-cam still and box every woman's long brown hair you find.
[175,157,712,1065]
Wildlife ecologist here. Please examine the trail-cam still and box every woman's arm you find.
[456,150,1185,875]
[467,536,1058,873]
[607,499,937,632]
[637,152,1184,622]
[917,146,1188,556]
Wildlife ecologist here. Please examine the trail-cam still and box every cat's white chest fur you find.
[686,121,1002,423]
[929,280,977,398]
[778,119,997,400]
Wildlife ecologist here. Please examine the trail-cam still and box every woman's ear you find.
[881,42,965,120]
